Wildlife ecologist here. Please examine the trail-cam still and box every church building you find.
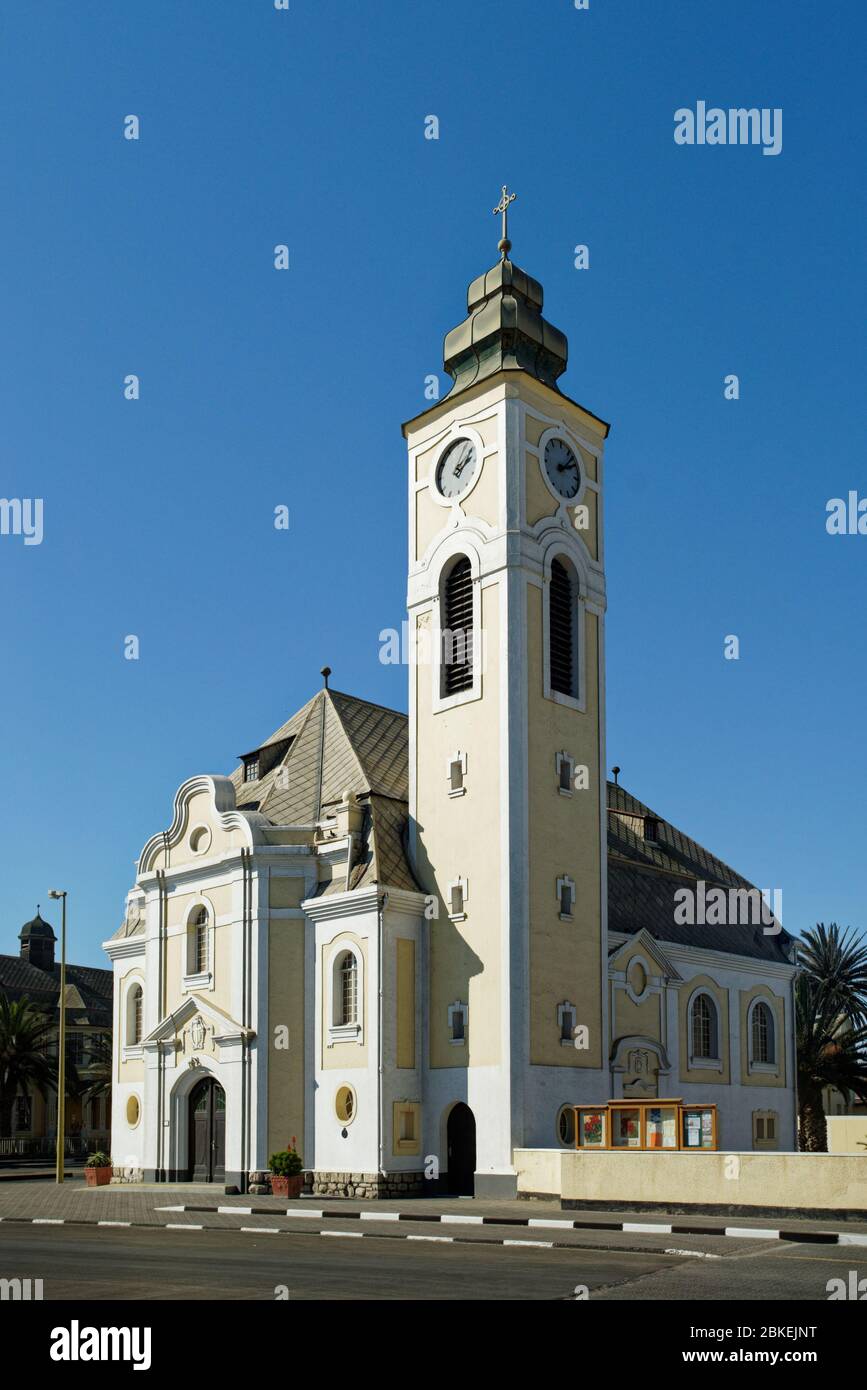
[105,202,798,1196]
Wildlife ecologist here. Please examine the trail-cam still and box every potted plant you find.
[84,1151,113,1187]
[269,1139,303,1199]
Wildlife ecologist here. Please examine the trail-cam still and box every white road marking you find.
[623,1222,672,1234]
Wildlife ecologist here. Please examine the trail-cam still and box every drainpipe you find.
[378,891,388,1191]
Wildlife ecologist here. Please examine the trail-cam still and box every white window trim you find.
[556,875,575,922]
[747,998,778,1073]
[181,899,215,993]
[447,876,468,923]
[327,944,364,1046]
[446,749,468,797]
[687,988,722,1070]
[542,549,587,713]
[447,999,468,1045]
[555,750,575,798]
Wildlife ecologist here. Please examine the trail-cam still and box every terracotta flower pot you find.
[270,1174,303,1199]
[85,1166,113,1187]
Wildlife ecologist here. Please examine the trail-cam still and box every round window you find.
[628,960,648,998]
[126,1095,141,1128]
[335,1086,356,1125]
[557,1105,575,1146]
[190,826,211,855]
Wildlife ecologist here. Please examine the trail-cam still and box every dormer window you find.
[644,816,659,844]
[243,755,260,783]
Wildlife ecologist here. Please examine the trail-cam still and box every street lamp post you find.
[48,889,67,1184]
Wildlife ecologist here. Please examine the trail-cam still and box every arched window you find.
[127,984,143,1046]
[751,1001,775,1065]
[190,907,209,974]
[335,951,358,1027]
[549,557,579,698]
[441,555,474,696]
[690,992,719,1061]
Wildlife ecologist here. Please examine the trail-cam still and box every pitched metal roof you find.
[225,689,793,961]
[607,783,795,965]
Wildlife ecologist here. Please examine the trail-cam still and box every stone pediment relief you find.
[142,994,253,1050]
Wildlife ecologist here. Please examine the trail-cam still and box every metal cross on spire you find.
[493,184,517,260]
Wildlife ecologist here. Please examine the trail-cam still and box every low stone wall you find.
[514,1147,867,1217]
[305,1170,425,1199]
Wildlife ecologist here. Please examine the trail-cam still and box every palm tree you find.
[796,923,867,1152]
[0,994,55,1140]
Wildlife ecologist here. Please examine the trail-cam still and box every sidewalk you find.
[1,1179,866,1249]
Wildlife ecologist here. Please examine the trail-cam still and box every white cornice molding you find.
[302,884,425,923]
[103,935,146,961]
[138,775,270,874]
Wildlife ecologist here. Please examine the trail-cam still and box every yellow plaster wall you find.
[414,587,503,1070]
[527,593,603,1068]
[396,938,416,1069]
[269,876,306,909]
[267,917,305,1156]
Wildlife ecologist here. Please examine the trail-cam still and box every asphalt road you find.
[1,1222,865,1302]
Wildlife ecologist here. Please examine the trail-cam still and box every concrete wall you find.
[514,1147,867,1215]
[827,1116,867,1155]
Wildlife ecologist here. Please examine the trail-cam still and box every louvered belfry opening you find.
[550,557,577,697]
[442,555,474,695]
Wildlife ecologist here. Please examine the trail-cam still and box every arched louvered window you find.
[751,1001,775,1065]
[441,555,474,696]
[549,557,579,699]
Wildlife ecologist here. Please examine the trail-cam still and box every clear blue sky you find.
[1,1,864,965]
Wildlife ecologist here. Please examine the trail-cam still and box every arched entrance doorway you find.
[446,1102,476,1196]
[188,1077,226,1182]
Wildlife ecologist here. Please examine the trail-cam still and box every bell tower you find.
[402,192,610,1194]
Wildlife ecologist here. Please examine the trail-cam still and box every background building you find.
[0,909,112,1156]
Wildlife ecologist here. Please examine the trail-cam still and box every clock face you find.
[543,437,581,499]
[436,438,478,499]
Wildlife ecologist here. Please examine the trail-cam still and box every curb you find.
[6,1207,865,1247]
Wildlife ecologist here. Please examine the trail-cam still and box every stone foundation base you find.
[111,1167,143,1184]
[306,1170,425,1199]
